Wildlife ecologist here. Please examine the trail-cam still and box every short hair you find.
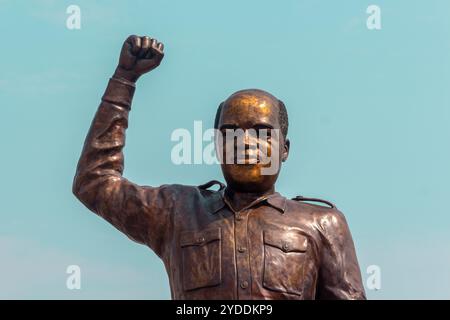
[214,99,289,139]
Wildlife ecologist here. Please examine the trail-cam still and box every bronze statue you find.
[73,35,366,299]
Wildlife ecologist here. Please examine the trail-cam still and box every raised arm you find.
[72,35,173,257]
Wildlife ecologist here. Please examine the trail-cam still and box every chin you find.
[222,164,279,192]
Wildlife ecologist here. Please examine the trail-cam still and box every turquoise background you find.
[1,0,449,299]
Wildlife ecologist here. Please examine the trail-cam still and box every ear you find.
[214,102,225,163]
[282,138,290,162]
[214,128,224,164]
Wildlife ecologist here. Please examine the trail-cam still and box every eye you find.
[256,129,271,139]
[220,125,239,134]
[253,125,273,139]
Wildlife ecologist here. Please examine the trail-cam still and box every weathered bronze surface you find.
[73,35,366,300]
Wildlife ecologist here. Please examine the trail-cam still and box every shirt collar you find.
[265,193,287,213]
[208,189,287,214]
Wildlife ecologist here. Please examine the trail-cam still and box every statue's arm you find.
[72,36,172,257]
[315,209,367,300]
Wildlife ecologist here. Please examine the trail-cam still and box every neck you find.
[224,186,275,212]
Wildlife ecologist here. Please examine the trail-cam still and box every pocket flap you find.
[180,228,221,247]
[264,230,307,253]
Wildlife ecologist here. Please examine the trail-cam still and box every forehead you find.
[220,93,280,127]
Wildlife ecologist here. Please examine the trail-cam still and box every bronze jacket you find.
[73,78,366,300]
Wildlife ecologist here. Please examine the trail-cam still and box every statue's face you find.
[216,90,289,193]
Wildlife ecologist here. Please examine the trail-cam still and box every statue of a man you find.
[73,35,366,299]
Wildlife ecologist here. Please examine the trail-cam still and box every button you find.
[238,246,246,253]
[240,281,249,289]
[235,214,242,221]
[197,237,205,243]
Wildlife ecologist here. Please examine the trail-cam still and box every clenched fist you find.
[113,35,164,82]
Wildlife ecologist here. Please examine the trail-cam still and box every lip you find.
[233,154,260,164]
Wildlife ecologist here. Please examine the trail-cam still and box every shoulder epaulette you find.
[198,180,226,191]
[291,195,336,209]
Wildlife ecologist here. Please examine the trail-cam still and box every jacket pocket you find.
[180,227,222,291]
[262,229,308,296]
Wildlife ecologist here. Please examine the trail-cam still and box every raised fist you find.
[114,35,164,82]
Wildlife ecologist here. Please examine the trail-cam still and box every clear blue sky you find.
[1,0,449,299]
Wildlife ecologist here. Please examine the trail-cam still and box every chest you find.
[168,205,321,298]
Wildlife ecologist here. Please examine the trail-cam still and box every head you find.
[214,89,290,193]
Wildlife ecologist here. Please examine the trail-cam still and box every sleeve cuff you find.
[101,77,136,109]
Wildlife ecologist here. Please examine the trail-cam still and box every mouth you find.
[232,153,260,165]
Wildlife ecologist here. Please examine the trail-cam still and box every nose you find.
[243,130,251,146]
[240,130,260,152]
